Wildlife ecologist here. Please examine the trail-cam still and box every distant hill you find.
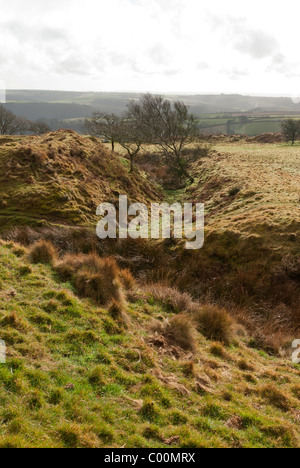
[5,89,300,116]
[3,90,300,134]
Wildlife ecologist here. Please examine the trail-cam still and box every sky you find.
[0,0,299,96]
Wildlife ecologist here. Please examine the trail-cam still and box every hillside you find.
[0,130,161,233]
[183,140,300,333]
[187,139,300,246]
[1,132,299,345]
[4,90,300,136]
[5,90,300,115]
[0,239,299,448]
[133,138,300,347]
[0,132,299,448]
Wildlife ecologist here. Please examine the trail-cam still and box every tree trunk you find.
[130,154,134,172]
[176,153,194,184]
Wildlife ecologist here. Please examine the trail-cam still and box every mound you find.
[0,130,162,232]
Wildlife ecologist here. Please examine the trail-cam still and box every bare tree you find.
[127,94,200,183]
[281,119,300,145]
[30,119,51,135]
[84,112,120,151]
[0,104,29,135]
[115,117,144,172]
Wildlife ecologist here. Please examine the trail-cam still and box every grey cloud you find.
[147,44,171,66]
[2,20,68,44]
[54,55,94,76]
[234,28,278,59]
[208,15,279,60]
[267,54,300,79]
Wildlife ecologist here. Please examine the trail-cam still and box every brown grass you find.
[55,253,127,305]
[28,240,57,266]
[193,305,234,346]
[259,384,291,412]
[151,315,197,352]
[108,300,130,326]
[118,269,136,290]
[145,285,193,313]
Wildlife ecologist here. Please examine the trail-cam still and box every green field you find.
[198,114,300,136]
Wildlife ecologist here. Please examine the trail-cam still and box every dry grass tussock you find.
[150,315,197,352]
[28,239,58,266]
[55,252,135,305]
[145,284,194,313]
[192,305,235,346]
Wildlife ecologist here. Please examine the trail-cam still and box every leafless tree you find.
[127,94,200,183]
[29,119,52,135]
[115,116,144,172]
[0,104,30,135]
[84,112,120,151]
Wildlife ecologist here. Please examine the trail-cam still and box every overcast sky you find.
[0,0,299,96]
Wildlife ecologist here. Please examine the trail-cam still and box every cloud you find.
[234,29,278,59]
[147,44,172,67]
[0,0,299,94]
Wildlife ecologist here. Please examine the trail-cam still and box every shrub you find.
[193,305,234,346]
[28,240,57,265]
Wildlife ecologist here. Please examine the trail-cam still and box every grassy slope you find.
[0,131,161,233]
[186,141,300,238]
[0,240,299,448]
[141,139,300,342]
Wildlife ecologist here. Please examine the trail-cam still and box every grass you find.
[0,240,299,448]
[0,131,162,233]
[28,239,58,265]
[3,134,299,343]
[0,132,300,447]
[193,306,234,346]
[54,253,131,306]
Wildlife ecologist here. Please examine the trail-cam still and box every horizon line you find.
[2,88,300,99]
